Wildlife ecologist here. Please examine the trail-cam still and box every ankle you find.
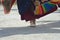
[30,20,36,26]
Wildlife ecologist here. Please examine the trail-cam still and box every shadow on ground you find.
[0,21,60,38]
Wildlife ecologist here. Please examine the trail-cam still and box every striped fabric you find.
[42,2,56,13]
[35,2,57,15]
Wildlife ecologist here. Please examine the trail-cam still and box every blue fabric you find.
[17,0,35,15]
[43,2,56,12]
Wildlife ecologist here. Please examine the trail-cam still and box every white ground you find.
[0,5,60,40]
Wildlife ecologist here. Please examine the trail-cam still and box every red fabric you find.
[38,5,44,15]
[10,0,15,7]
[35,5,43,15]
[2,0,15,14]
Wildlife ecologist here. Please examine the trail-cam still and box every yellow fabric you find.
[51,0,58,2]
[51,0,60,4]
[35,6,40,15]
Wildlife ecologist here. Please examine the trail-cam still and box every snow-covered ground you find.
[0,5,60,40]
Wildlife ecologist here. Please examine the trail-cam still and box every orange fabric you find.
[50,0,60,4]
[34,5,43,15]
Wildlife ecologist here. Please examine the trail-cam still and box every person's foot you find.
[30,20,36,27]
[30,22,36,27]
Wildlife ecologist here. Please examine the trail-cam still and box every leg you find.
[30,19,36,27]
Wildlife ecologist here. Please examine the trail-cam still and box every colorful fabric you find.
[50,0,60,4]
[1,0,57,21]
[34,5,43,15]
[42,2,56,13]
[2,0,15,14]
[21,5,57,21]
[35,2,57,15]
